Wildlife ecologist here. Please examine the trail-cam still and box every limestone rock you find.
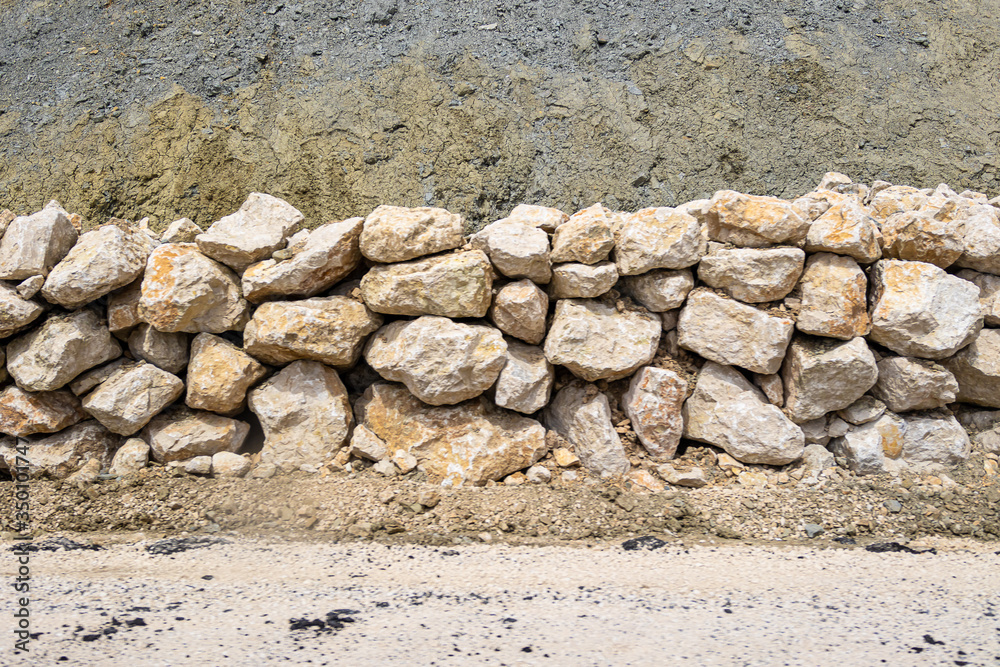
[657,463,708,488]
[81,363,184,435]
[526,464,552,484]
[0,282,45,338]
[829,412,904,474]
[196,193,303,271]
[359,250,493,318]
[805,200,882,263]
[186,333,267,415]
[489,280,548,345]
[549,203,615,264]
[796,253,870,340]
[781,336,878,423]
[838,396,886,425]
[901,412,970,465]
[872,357,958,412]
[0,386,87,437]
[941,329,1000,408]
[212,451,252,478]
[620,269,694,312]
[6,311,121,392]
[613,206,704,275]
[706,190,810,247]
[494,340,554,414]
[799,443,835,473]
[956,269,1000,326]
[800,417,830,445]
[144,408,250,463]
[868,260,982,359]
[139,244,250,333]
[868,185,929,223]
[357,382,547,487]
[243,296,382,368]
[697,246,804,303]
[0,206,78,280]
[544,299,661,381]
[241,217,364,302]
[683,362,804,465]
[160,217,202,243]
[107,281,143,338]
[544,384,629,478]
[41,224,154,309]
[0,209,12,237]
[475,220,551,283]
[954,204,1000,275]
[248,360,354,471]
[359,204,463,263]
[4,421,116,479]
[880,208,964,268]
[109,438,149,476]
[547,261,618,299]
[68,358,135,397]
[128,324,189,374]
[183,456,213,475]
[753,373,784,406]
[15,275,44,299]
[677,289,794,374]
[507,203,568,232]
[364,317,507,405]
[622,367,688,460]
[349,424,388,461]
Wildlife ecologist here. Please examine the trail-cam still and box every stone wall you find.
[2,172,1000,488]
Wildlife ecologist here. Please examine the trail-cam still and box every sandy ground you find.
[2,535,998,666]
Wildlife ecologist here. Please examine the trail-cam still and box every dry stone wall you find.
[3,173,1000,488]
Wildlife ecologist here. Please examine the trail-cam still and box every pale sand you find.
[3,536,998,665]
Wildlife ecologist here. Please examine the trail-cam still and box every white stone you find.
[494,340,554,414]
[549,203,615,264]
[613,206,704,275]
[941,329,1000,408]
[0,206,78,280]
[697,246,804,303]
[829,412,904,475]
[212,451,252,478]
[160,218,202,243]
[349,424,389,461]
[871,356,958,412]
[128,324,189,374]
[81,363,185,436]
[360,205,464,263]
[796,253,871,340]
[475,220,551,283]
[956,269,1000,326]
[901,413,970,465]
[781,336,879,424]
[706,190,810,247]
[623,367,688,460]
[620,269,694,312]
[144,408,250,463]
[109,438,149,476]
[489,280,548,345]
[196,193,303,271]
[547,261,619,299]
[805,199,882,263]
[359,250,493,318]
[545,384,629,478]
[0,282,44,338]
[506,204,568,232]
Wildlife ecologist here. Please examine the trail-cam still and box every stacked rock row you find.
[2,171,1000,488]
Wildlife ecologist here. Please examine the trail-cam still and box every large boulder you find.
[620,269,694,312]
[0,386,87,437]
[544,299,661,381]
[160,218,202,243]
[549,203,615,264]
[2,421,116,479]
[6,310,121,392]
[0,204,78,280]
[243,296,382,368]
[900,412,970,465]
[544,383,629,478]
[547,261,619,299]
[144,408,250,463]
[868,260,982,359]
[683,362,804,465]
[941,329,1000,408]
[357,382,547,487]
[108,438,150,476]
[506,203,569,232]
[872,356,958,412]
[677,289,794,375]
[139,243,250,333]
[186,333,268,415]
[489,280,548,345]
[364,317,507,405]
[493,340,554,414]
[81,363,185,436]
[0,282,45,338]
[780,336,879,424]
[359,250,493,318]
[127,324,189,374]
[954,204,1000,275]
[880,207,964,268]
[706,190,809,247]
[41,224,155,309]
[241,217,364,302]
[804,199,882,263]
[697,246,804,303]
[359,205,463,263]
[248,360,354,471]
[622,367,688,460]
[473,220,551,283]
[829,412,905,475]
[795,253,870,340]
[613,206,704,275]
[195,193,303,272]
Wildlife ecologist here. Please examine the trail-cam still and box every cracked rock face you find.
[359,204,464,263]
[941,328,1000,409]
[0,282,45,339]
[357,382,547,487]
[868,259,982,359]
[683,362,804,465]
[549,203,616,265]
[547,261,619,299]
[473,219,552,284]
[195,192,304,272]
[871,356,958,413]
[0,386,87,438]
[2,421,116,480]
[364,316,507,406]
[144,408,251,463]
[804,199,882,263]
[620,269,694,312]
[185,333,268,416]
[544,298,661,382]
